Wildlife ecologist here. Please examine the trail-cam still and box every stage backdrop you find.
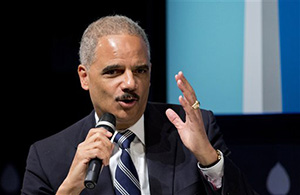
[166,0,300,194]
[166,0,299,115]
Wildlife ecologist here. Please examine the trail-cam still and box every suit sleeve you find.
[205,110,230,156]
[21,144,55,195]
[203,110,259,195]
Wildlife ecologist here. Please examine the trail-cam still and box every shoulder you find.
[25,110,96,183]
[23,112,96,192]
[32,110,95,153]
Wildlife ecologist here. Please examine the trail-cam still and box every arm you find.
[202,110,259,194]
[165,71,220,168]
[21,128,114,195]
[166,71,258,195]
[57,128,113,194]
[21,144,55,195]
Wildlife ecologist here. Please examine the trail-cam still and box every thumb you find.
[165,108,184,129]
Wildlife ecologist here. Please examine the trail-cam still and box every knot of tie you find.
[114,130,135,149]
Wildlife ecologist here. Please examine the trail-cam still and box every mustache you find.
[115,92,140,101]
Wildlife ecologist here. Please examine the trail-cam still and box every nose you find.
[121,70,137,91]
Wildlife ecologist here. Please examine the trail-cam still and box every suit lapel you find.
[144,103,178,195]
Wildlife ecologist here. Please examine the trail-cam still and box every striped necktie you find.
[114,130,141,195]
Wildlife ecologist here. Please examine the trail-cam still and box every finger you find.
[85,140,114,165]
[83,132,105,146]
[92,127,113,138]
[177,79,196,104]
[85,128,113,142]
[102,145,115,166]
[176,71,194,94]
[175,72,197,105]
[77,137,112,157]
[85,148,111,166]
[165,108,184,130]
[77,133,113,162]
[179,95,200,123]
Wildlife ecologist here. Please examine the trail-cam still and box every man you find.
[21,15,258,194]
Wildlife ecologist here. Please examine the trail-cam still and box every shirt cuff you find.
[197,150,224,189]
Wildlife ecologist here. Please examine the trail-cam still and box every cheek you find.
[89,81,113,102]
[139,80,151,98]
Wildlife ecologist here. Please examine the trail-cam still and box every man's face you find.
[78,34,151,130]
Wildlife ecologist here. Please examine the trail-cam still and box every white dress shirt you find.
[95,113,224,194]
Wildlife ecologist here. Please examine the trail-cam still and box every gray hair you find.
[79,15,151,68]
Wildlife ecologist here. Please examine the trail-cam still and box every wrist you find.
[196,147,221,167]
[198,149,222,168]
[57,178,84,195]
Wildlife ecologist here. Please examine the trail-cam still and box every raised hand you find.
[165,71,218,166]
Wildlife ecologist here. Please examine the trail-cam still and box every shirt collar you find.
[95,112,145,145]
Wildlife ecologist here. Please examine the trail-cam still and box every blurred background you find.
[1,0,299,194]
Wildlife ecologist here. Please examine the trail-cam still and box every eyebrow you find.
[102,64,123,73]
[102,64,149,73]
[133,64,150,70]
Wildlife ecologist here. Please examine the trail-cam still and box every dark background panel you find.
[2,1,166,194]
[216,113,300,195]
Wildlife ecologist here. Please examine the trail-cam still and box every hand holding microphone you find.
[84,112,116,189]
[56,112,116,194]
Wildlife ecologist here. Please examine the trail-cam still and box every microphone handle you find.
[84,158,103,189]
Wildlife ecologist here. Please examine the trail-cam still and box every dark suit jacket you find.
[21,102,258,195]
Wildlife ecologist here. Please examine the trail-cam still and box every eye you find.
[103,69,124,77]
[135,66,149,74]
[105,69,119,75]
[101,65,124,77]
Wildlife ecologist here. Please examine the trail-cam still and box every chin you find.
[115,110,142,129]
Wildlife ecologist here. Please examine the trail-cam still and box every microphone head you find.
[99,112,116,126]
[96,113,116,133]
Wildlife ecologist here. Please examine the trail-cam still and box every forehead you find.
[98,35,147,53]
[93,34,149,67]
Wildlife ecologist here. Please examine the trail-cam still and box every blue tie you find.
[114,130,141,195]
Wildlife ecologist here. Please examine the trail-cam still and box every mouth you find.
[120,98,137,103]
[116,93,140,107]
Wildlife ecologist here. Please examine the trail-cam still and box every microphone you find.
[84,112,116,189]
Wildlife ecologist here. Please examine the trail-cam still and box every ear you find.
[78,64,89,90]
[149,63,152,87]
